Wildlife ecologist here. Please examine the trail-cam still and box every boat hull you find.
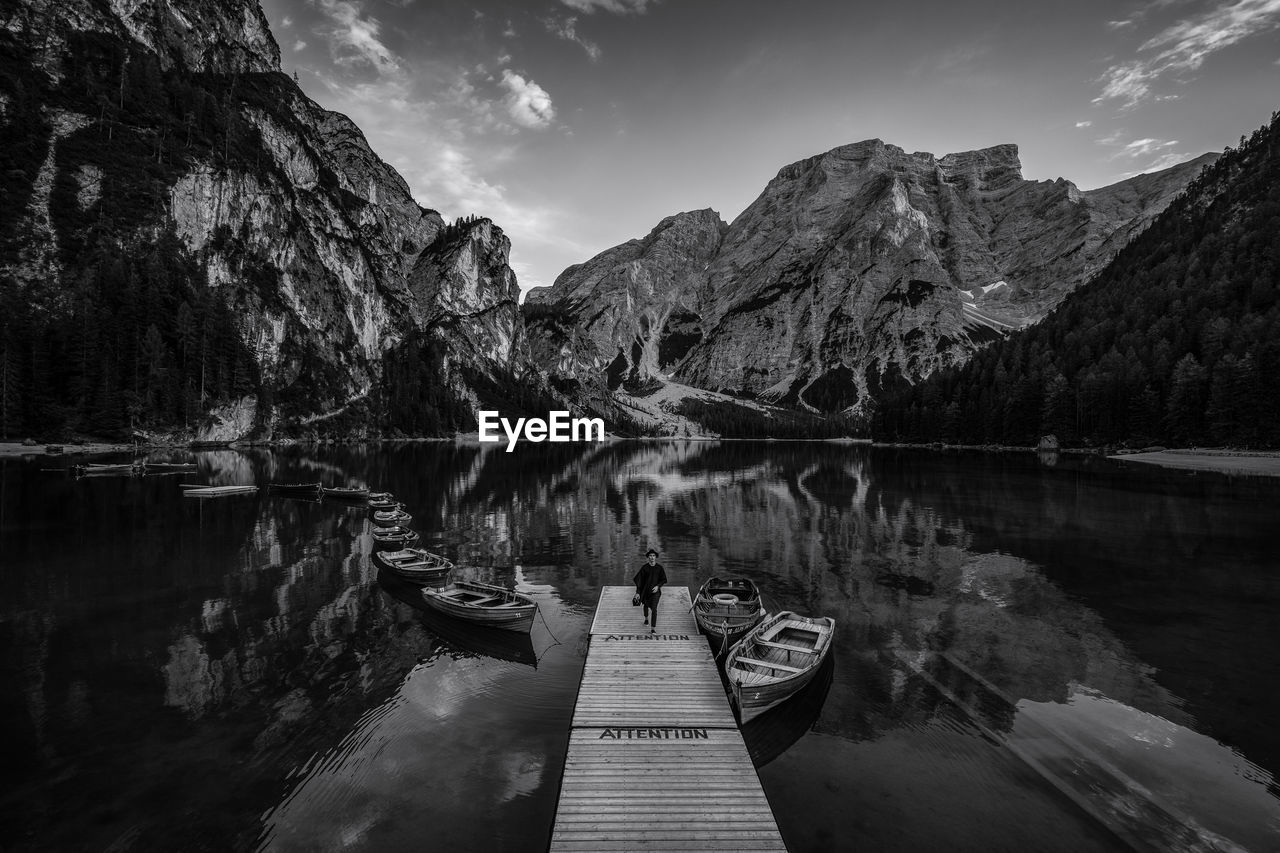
[371,527,419,548]
[374,550,453,583]
[726,611,835,723]
[372,510,412,526]
[269,483,321,496]
[322,487,370,501]
[694,577,765,651]
[732,665,823,723]
[421,582,537,633]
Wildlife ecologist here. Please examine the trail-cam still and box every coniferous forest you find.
[873,111,1280,449]
[0,29,274,440]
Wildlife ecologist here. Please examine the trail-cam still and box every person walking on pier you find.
[634,548,667,633]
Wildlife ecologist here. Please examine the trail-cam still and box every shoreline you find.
[1105,449,1280,477]
[5,439,1279,477]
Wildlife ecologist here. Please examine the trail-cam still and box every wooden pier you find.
[549,586,786,852]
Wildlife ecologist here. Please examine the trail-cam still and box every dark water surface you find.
[2,442,1279,851]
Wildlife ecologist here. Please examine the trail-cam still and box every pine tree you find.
[1166,354,1207,445]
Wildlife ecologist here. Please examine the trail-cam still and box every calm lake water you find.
[2,441,1279,852]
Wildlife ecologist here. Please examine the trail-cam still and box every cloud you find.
[1134,150,1196,173]
[1095,0,1280,107]
[282,16,293,27]
[543,15,603,61]
[1107,18,1136,29]
[1094,130,1193,176]
[316,0,400,74]
[559,0,658,13]
[1076,120,1094,127]
[1120,137,1180,157]
[500,70,556,128]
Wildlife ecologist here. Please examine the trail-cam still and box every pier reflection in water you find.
[1,441,1279,851]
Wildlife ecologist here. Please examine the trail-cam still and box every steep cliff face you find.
[525,209,726,387]
[0,0,530,440]
[533,140,1213,414]
[408,219,528,394]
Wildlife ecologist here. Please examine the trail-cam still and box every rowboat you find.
[421,581,538,633]
[368,496,401,511]
[372,508,412,526]
[269,482,321,496]
[725,611,835,723]
[368,492,394,502]
[374,571,538,667]
[182,485,258,498]
[371,526,419,547]
[75,462,143,475]
[322,485,369,501]
[374,548,453,582]
[693,576,766,653]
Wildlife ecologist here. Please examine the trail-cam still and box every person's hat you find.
[645,548,659,557]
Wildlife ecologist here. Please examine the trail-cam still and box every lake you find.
[2,441,1279,851]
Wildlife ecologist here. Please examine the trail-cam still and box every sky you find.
[259,0,1280,298]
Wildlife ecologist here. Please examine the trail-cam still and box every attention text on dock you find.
[597,727,709,739]
[477,411,605,452]
[603,634,691,641]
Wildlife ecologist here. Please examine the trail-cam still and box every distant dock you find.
[549,586,786,852]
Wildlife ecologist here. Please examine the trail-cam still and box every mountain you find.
[525,208,725,388]
[0,0,535,441]
[872,112,1280,448]
[529,141,1214,414]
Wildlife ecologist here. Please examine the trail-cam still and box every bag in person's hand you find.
[631,594,640,606]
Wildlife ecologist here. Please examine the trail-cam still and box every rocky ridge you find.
[530,140,1215,413]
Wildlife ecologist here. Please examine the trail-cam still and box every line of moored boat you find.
[361,489,539,634]
[693,576,836,722]
[74,460,198,477]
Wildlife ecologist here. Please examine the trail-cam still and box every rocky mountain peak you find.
[524,208,727,392]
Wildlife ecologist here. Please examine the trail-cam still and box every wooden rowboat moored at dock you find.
[268,482,322,496]
[372,508,412,526]
[421,581,537,633]
[694,576,766,653]
[374,548,453,582]
[74,462,143,475]
[726,610,835,723]
[182,485,258,498]
[371,526,419,547]
[322,485,370,501]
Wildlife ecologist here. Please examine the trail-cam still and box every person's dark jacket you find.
[633,563,667,606]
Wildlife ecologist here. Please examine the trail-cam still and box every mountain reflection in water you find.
[1,441,1278,852]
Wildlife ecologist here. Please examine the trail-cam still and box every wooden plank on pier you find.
[551,587,786,852]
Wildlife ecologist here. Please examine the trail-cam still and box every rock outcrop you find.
[525,209,726,387]
[533,140,1214,413]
